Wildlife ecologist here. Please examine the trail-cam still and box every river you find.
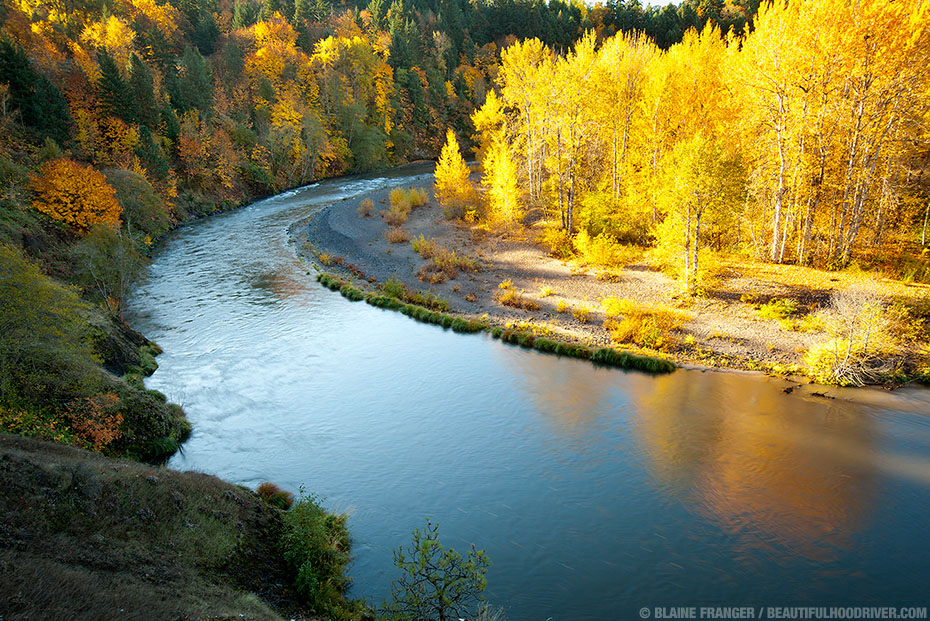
[125,166,930,619]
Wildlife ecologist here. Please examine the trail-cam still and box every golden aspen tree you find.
[434,129,475,218]
[471,89,504,163]
[544,31,599,233]
[594,32,654,206]
[31,159,122,232]
[499,38,550,204]
[655,134,743,292]
[483,135,522,228]
[735,0,810,263]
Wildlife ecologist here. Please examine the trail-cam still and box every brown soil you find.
[289,175,929,375]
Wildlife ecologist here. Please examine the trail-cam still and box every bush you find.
[803,287,896,385]
[382,204,410,227]
[757,298,798,321]
[382,519,490,621]
[496,289,540,311]
[280,492,353,617]
[574,230,625,267]
[602,297,690,350]
[0,244,100,406]
[384,227,410,243]
[411,234,438,259]
[357,198,374,217]
[379,277,449,311]
[104,168,172,241]
[572,303,591,323]
[417,247,480,283]
[539,225,573,259]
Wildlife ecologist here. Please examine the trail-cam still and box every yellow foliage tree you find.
[484,135,522,228]
[31,159,122,232]
[434,129,475,218]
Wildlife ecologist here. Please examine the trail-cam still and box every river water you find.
[126,166,930,619]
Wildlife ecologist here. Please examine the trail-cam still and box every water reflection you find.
[632,372,875,565]
[249,267,312,303]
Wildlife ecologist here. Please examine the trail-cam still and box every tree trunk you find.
[692,208,702,293]
[684,210,692,291]
[770,93,787,263]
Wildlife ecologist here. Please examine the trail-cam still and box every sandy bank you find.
[289,173,849,376]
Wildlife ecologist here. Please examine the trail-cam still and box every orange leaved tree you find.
[31,159,122,232]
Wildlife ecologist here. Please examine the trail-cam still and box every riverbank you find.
[0,433,327,620]
[290,172,930,383]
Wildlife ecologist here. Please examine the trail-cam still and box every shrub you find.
[539,225,573,259]
[757,298,798,321]
[496,289,540,311]
[389,187,409,210]
[574,230,625,267]
[572,304,591,323]
[0,244,100,406]
[280,492,352,616]
[498,279,513,290]
[389,187,428,211]
[539,285,553,297]
[382,204,410,227]
[602,297,690,350]
[256,481,294,510]
[411,234,438,259]
[417,262,448,284]
[384,227,410,243]
[417,247,480,283]
[31,159,122,232]
[556,299,569,313]
[379,277,449,311]
[357,198,374,217]
[382,519,490,621]
[409,187,428,207]
[64,393,124,451]
[104,168,172,241]
[804,287,895,386]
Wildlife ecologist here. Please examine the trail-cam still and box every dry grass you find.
[384,227,410,243]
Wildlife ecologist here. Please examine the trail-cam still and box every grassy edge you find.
[315,272,675,374]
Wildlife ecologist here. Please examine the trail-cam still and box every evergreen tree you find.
[129,53,158,129]
[166,47,213,116]
[97,48,135,123]
[232,0,260,29]
[135,126,171,180]
[0,36,72,143]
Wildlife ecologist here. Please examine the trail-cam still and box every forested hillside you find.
[0,0,762,452]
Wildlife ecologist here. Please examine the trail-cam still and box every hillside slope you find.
[0,433,321,621]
